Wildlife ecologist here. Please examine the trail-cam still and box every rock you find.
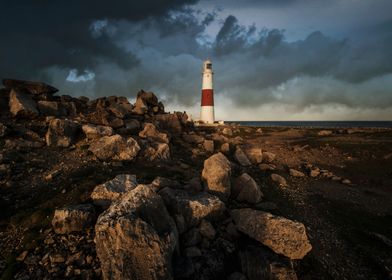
[184,247,202,258]
[82,124,113,139]
[88,134,140,161]
[256,128,263,134]
[234,147,252,166]
[49,254,66,263]
[117,119,141,135]
[199,219,216,240]
[152,114,182,133]
[52,204,95,234]
[9,89,38,118]
[212,133,229,143]
[309,168,320,177]
[108,102,132,119]
[232,173,263,204]
[342,179,351,185]
[159,188,226,229]
[37,101,64,116]
[149,177,182,192]
[139,123,169,143]
[289,169,305,177]
[222,127,233,136]
[259,163,276,171]
[201,153,232,201]
[262,152,276,163]
[3,79,58,94]
[184,177,203,192]
[183,133,205,144]
[0,123,7,138]
[91,174,138,207]
[16,251,29,262]
[183,227,202,246]
[254,202,278,212]
[227,272,247,280]
[231,209,312,259]
[271,174,288,187]
[95,185,178,280]
[220,143,230,154]
[143,142,170,161]
[203,140,214,153]
[318,130,333,136]
[46,118,80,147]
[243,147,263,164]
[230,136,244,145]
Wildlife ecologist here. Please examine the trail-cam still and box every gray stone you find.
[232,173,263,204]
[52,204,95,234]
[271,174,288,187]
[234,147,252,166]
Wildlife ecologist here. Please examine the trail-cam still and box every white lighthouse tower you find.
[200,59,215,124]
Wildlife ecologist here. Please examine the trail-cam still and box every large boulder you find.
[201,153,232,201]
[139,123,169,143]
[88,134,140,161]
[95,185,178,280]
[52,204,95,234]
[133,90,160,115]
[182,133,205,144]
[243,147,263,164]
[159,188,226,230]
[37,101,65,116]
[45,118,80,147]
[232,173,263,204]
[9,89,38,118]
[271,174,288,187]
[91,174,138,207]
[234,147,252,166]
[152,113,183,133]
[231,209,312,259]
[3,79,58,95]
[82,124,113,140]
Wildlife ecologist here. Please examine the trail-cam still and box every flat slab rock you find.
[231,208,312,259]
[95,185,178,280]
[3,79,58,94]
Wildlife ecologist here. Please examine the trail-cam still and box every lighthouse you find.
[200,59,215,124]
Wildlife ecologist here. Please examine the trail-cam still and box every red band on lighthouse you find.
[201,89,214,106]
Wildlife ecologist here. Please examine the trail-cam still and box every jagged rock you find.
[289,169,305,177]
[234,147,252,166]
[243,147,263,164]
[91,174,138,207]
[107,101,133,119]
[318,130,333,136]
[52,204,95,234]
[0,123,7,138]
[231,208,312,259]
[62,101,78,116]
[139,123,169,143]
[143,142,170,161]
[95,185,178,280]
[201,153,232,201]
[117,119,141,134]
[9,89,38,118]
[88,134,140,161]
[220,142,230,154]
[46,118,80,147]
[183,133,205,144]
[222,128,233,136]
[82,124,113,140]
[3,79,58,94]
[203,140,214,153]
[232,173,263,204]
[159,188,226,229]
[262,152,276,163]
[37,101,64,116]
[152,113,183,133]
[271,174,288,187]
[309,168,320,177]
[133,90,159,115]
[239,245,298,280]
[230,136,244,145]
[199,219,216,240]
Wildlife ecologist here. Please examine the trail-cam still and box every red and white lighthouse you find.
[200,59,215,124]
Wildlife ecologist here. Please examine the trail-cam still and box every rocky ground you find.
[0,79,391,280]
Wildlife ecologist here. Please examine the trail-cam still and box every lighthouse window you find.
[206,63,212,69]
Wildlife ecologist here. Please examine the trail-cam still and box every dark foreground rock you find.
[52,204,95,234]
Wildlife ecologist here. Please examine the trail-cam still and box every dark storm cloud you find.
[0,0,197,80]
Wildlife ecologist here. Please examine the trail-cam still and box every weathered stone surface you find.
[37,101,64,116]
[201,153,232,201]
[159,188,226,229]
[183,133,205,144]
[199,219,216,240]
[203,140,214,153]
[318,130,333,136]
[243,147,263,164]
[149,177,182,192]
[133,90,160,115]
[271,174,288,187]
[139,123,169,143]
[95,185,178,280]
[232,173,263,204]
[52,204,95,234]
[231,209,312,259]
[259,163,276,171]
[88,134,140,161]
[234,147,252,166]
[82,124,113,139]
[289,169,305,177]
[152,114,182,133]
[220,142,230,154]
[3,79,58,95]
[91,174,138,207]
[143,142,170,161]
[262,152,276,163]
[222,128,233,136]
[46,119,80,147]
[117,119,141,135]
[0,123,7,138]
[9,89,38,118]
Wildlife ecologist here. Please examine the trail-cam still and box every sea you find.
[229,121,392,129]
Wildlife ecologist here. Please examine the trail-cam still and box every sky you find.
[0,0,391,120]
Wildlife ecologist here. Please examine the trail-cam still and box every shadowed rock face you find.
[3,79,58,95]
[88,134,140,161]
[9,89,38,118]
[95,185,178,280]
[232,173,263,204]
[231,209,312,260]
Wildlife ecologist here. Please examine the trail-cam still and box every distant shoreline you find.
[228,121,392,129]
